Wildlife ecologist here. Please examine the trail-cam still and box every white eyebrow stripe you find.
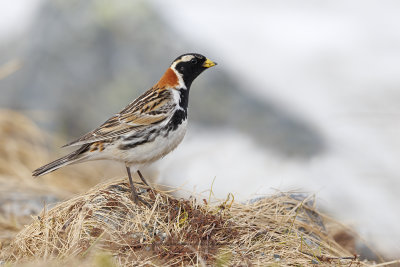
[170,55,195,69]
[180,55,194,62]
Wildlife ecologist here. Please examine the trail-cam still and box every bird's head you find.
[169,53,217,89]
[155,53,217,89]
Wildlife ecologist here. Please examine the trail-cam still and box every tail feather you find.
[33,144,90,177]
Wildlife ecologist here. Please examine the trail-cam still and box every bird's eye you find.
[190,58,197,64]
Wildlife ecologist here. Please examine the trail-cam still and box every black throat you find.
[178,87,189,111]
[163,88,189,134]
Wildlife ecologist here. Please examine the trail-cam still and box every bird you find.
[33,53,217,206]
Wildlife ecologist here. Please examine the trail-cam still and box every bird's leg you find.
[126,166,151,208]
[137,169,157,198]
[137,170,150,187]
[126,166,139,202]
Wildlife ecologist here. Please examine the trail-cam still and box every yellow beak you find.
[202,58,217,68]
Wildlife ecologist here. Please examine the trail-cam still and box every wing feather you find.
[63,89,174,147]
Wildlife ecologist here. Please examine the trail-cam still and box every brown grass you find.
[0,109,397,266]
[0,109,114,250]
[0,109,109,195]
[0,178,375,266]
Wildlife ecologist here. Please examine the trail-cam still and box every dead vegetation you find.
[0,110,397,266]
[0,177,374,266]
[0,109,109,195]
[0,109,113,250]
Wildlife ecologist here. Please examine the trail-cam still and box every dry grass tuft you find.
[1,179,375,266]
[0,109,113,250]
[0,109,112,196]
[1,110,394,266]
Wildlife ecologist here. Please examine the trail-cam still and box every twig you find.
[372,260,400,267]
[301,250,358,263]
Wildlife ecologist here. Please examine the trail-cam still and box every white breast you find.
[106,119,188,166]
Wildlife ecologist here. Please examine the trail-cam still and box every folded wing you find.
[63,88,175,147]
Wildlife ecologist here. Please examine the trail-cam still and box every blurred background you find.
[0,0,399,260]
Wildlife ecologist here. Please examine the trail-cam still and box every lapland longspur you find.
[33,53,217,206]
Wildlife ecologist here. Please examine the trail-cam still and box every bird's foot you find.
[130,189,151,208]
